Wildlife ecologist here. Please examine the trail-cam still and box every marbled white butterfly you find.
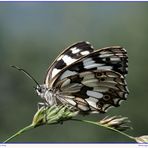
[13,41,129,113]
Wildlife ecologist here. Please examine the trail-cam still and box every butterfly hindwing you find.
[54,70,128,113]
[44,41,94,85]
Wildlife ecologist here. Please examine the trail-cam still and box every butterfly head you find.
[11,65,56,106]
[36,84,48,98]
[36,84,56,106]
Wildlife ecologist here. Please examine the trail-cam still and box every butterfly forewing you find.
[44,41,94,86]
[51,46,128,86]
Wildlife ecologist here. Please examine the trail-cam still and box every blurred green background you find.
[0,2,148,143]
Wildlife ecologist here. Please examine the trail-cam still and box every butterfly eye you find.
[37,87,42,93]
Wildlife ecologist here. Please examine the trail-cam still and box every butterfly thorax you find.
[36,84,56,106]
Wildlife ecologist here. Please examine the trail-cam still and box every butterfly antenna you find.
[11,65,40,88]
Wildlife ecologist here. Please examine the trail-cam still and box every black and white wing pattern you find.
[50,45,129,113]
[44,41,94,85]
[52,46,128,82]
[54,70,128,113]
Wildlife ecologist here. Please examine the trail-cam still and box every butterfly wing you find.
[50,46,128,86]
[54,70,128,113]
[51,46,128,113]
[44,41,94,86]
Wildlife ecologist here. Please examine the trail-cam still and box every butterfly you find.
[13,41,129,114]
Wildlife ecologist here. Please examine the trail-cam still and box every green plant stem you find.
[72,118,136,141]
[4,118,136,143]
[3,124,34,143]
